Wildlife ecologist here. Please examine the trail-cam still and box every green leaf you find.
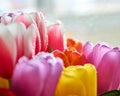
[100,90,120,96]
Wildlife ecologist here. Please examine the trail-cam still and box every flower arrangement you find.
[0,12,120,96]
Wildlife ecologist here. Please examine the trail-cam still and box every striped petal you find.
[7,23,25,60]
[0,24,17,78]
[23,24,37,58]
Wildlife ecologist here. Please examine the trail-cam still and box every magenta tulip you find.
[83,42,120,95]
[47,22,64,51]
[11,52,63,96]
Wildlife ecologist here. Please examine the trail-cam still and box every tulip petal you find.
[68,51,86,66]
[11,52,63,96]
[12,12,41,54]
[7,23,25,60]
[55,64,97,96]
[36,52,63,96]
[53,50,69,67]
[11,56,50,96]
[48,23,64,51]
[83,41,93,61]
[97,49,120,95]
[92,43,111,67]
[84,64,97,96]
[33,12,48,51]
[55,66,87,96]
[67,38,82,52]
[12,13,32,28]
[109,48,120,90]
[23,24,37,58]
[0,24,17,78]
[0,88,16,96]
[0,77,9,88]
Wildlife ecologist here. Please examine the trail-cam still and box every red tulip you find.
[0,22,37,78]
[0,24,17,78]
[0,12,49,78]
[0,88,16,96]
[47,22,64,51]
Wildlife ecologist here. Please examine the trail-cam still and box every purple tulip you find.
[11,52,63,96]
[83,42,120,95]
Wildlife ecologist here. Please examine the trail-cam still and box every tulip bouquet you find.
[0,11,120,96]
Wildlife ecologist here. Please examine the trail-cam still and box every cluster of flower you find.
[0,12,120,96]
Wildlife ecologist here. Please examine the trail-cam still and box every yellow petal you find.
[84,64,97,96]
[0,77,9,88]
[55,64,97,96]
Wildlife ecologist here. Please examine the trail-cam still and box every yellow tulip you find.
[55,64,97,96]
[0,77,9,88]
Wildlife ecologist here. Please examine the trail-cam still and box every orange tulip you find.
[53,48,86,67]
[67,38,82,53]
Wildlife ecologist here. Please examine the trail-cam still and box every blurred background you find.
[0,0,120,46]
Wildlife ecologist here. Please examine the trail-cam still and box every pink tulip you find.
[47,22,64,52]
[12,12,48,52]
[11,52,63,96]
[1,12,48,52]
[83,42,120,95]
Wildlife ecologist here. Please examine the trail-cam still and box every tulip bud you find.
[55,64,97,96]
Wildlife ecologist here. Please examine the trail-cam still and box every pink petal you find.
[108,47,120,90]
[7,23,25,60]
[30,12,42,54]
[13,12,41,55]
[23,24,37,58]
[11,56,50,96]
[0,24,17,78]
[11,52,63,96]
[83,41,93,61]
[39,55,63,96]
[35,12,48,51]
[97,49,120,95]
[48,23,64,51]
[92,42,111,67]
[12,13,32,28]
